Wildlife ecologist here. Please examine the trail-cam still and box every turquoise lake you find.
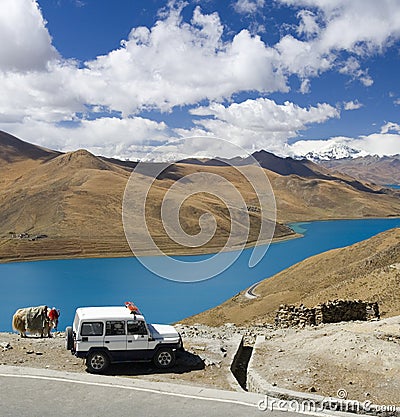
[1,218,400,331]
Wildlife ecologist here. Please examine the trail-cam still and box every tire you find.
[86,350,110,374]
[153,348,175,369]
[65,326,73,351]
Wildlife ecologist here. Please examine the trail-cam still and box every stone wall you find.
[275,299,380,328]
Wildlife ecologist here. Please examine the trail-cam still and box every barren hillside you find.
[320,155,400,185]
[183,227,400,326]
[1,131,400,262]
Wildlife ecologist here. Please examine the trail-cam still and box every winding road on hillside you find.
[245,280,261,299]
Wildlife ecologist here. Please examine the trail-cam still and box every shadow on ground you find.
[92,350,205,376]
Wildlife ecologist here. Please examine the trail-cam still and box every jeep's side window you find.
[81,322,104,336]
[105,321,126,336]
[127,320,148,335]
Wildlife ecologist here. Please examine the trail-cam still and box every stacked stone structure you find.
[275,299,380,328]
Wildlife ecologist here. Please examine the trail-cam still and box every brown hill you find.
[1,130,400,262]
[320,155,400,185]
[0,130,59,164]
[186,149,385,194]
[183,227,400,326]
[183,149,333,178]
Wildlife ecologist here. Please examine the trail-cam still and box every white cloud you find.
[352,132,400,156]
[276,0,400,84]
[184,98,339,153]
[299,78,311,94]
[233,0,265,15]
[0,0,58,71]
[297,10,320,40]
[0,3,288,122]
[0,116,172,160]
[290,123,400,157]
[0,0,399,159]
[339,58,373,87]
[81,5,287,115]
[343,100,363,111]
[380,122,400,134]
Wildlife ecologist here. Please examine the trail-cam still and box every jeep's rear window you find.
[81,322,103,336]
[106,321,126,336]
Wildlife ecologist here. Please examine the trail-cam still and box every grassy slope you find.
[1,132,400,261]
[182,227,400,326]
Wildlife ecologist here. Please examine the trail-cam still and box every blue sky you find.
[0,0,399,159]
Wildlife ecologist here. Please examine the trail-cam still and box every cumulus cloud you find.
[81,5,287,115]
[0,0,399,158]
[289,122,400,157]
[0,116,172,160]
[276,0,400,84]
[0,2,288,122]
[182,98,339,153]
[0,0,58,71]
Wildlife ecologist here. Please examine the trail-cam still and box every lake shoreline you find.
[0,230,302,265]
[1,217,400,332]
[1,215,399,265]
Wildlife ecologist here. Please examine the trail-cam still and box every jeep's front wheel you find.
[153,348,175,369]
[86,350,110,374]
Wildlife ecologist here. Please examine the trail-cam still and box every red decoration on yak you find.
[48,307,59,321]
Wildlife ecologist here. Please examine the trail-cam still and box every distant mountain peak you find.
[300,143,368,161]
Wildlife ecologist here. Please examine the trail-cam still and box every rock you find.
[191,345,206,351]
[309,386,317,392]
[26,350,34,354]
[204,358,215,366]
[35,352,43,356]
[0,342,12,351]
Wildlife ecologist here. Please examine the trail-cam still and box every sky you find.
[0,0,400,160]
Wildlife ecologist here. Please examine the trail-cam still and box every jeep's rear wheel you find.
[65,326,73,351]
[153,348,175,369]
[86,350,110,374]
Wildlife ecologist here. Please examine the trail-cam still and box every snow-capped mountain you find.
[295,143,368,161]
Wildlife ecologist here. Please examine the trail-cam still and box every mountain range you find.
[320,155,400,185]
[296,143,367,161]
[1,130,400,262]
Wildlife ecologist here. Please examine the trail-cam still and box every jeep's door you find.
[79,321,104,352]
[126,319,150,359]
[104,320,127,353]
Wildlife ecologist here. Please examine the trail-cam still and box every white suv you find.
[65,305,183,373]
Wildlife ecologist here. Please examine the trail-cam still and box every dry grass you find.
[1,134,400,263]
[183,228,400,326]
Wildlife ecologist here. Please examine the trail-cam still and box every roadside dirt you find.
[2,316,400,407]
[0,329,242,392]
[252,316,400,406]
